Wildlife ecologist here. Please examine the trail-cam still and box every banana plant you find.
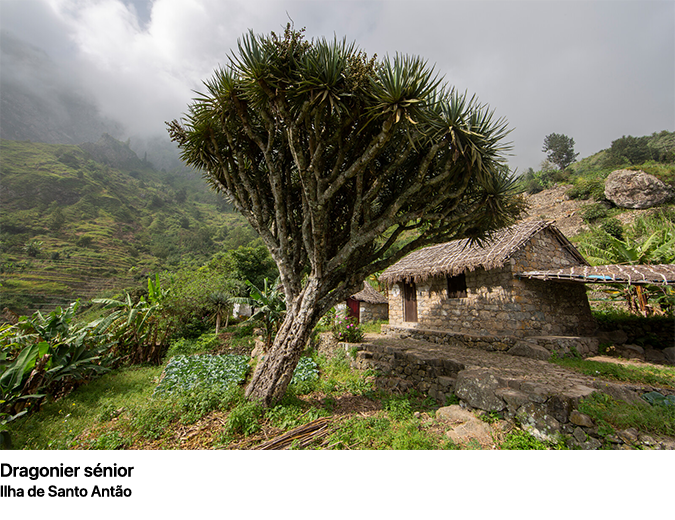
[577,220,675,315]
[92,276,173,364]
[0,302,112,419]
[233,278,286,349]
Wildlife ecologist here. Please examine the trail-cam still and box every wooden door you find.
[403,281,417,322]
[346,297,360,323]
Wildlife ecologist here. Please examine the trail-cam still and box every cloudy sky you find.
[1,0,673,172]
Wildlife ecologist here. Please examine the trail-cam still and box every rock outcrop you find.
[604,169,672,209]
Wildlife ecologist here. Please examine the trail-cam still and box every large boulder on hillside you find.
[604,169,672,209]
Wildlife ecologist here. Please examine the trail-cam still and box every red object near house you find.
[346,297,360,323]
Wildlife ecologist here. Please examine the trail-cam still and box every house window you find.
[447,273,467,298]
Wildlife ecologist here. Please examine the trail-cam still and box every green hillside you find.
[0,137,259,314]
[519,130,675,196]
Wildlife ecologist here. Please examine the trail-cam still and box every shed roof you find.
[379,220,586,284]
[351,282,388,304]
[517,264,675,286]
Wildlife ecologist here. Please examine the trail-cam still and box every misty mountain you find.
[0,31,124,145]
[0,32,186,172]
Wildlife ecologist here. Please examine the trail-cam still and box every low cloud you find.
[1,0,673,171]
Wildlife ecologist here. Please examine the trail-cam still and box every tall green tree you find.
[168,26,524,405]
[606,135,653,166]
[542,133,579,171]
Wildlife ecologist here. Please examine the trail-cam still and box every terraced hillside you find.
[0,138,258,315]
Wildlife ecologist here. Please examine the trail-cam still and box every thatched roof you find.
[351,282,388,304]
[517,264,675,286]
[379,220,586,284]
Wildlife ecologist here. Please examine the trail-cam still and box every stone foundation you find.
[332,332,673,449]
[382,324,600,358]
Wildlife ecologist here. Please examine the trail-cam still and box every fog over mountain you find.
[0,31,183,170]
[0,31,124,145]
[1,0,673,173]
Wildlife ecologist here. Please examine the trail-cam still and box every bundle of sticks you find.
[254,417,332,450]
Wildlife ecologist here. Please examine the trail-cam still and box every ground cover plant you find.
[578,391,675,439]
[5,335,461,450]
[153,354,250,395]
[550,356,675,388]
[5,301,674,451]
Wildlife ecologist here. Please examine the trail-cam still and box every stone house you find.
[335,282,389,324]
[379,220,595,338]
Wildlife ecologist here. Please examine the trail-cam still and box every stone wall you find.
[381,324,599,357]
[342,336,672,449]
[359,302,388,323]
[335,301,388,323]
[387,228,596,337]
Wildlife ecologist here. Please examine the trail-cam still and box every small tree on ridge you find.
[542,132,579,171]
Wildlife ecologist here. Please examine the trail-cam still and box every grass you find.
[579,392,675,438]
[8,327,674,450]
[550,355,675,442]
[550,356,675,388]
[6,341,458,450]
[11,365,163,449]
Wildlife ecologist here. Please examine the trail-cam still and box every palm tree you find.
[208,291,233,335]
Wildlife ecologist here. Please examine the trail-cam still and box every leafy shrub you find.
[383,396,413,420]
[291,357,319,385]
[566,178,606,200]
[265,401,306,430]
[580,203,609,223]
[599,218,624,239]
[165,332,220,359]
[0,302,112,419]
[288,356,320,395]
[332,317,364,343]
[22,239,43,257]
[500,430,551,450]
[222,401,264,437]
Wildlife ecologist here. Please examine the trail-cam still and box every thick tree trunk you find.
[245,279,323,407]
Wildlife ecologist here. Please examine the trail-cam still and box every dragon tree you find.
[168,26,525,406]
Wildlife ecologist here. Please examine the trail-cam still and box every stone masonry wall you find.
[387,229,596,338]
[341,335,672,449]
[359,302,388,323]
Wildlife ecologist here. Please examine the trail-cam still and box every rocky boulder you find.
[604,169,672,209]
[436,405,496,447]
[454,369,506,411]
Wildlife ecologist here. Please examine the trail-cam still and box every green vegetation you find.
[332,316,365,343]
[153,354,250,395]
[516,131,675,319]
[0,138,262,315]
[542,132,579,172]
[579,392,675,438]
[170,24,526,406]
[518,130,675,195]
[550,356,675,388]
[6,336,455,450]
[499,430,561,450]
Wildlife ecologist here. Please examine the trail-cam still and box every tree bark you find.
[244,279,323,406]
